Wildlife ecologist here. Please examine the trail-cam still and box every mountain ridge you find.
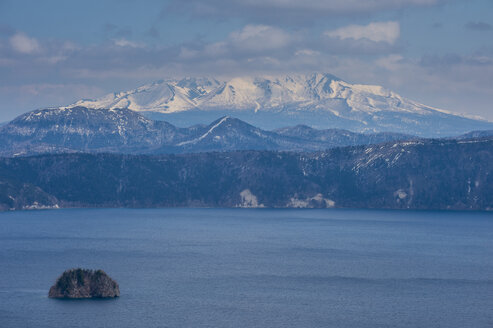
[67,73,493,137]
[0,106,415,157]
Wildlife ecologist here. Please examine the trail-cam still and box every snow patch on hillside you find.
[238,189,264,208]
[288,194,335,208]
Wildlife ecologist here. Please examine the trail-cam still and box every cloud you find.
[375,54,404,71]
[234,0,440,11]
[179,23,397,65]
[9,32,40,54]
[325,21,400,44]
[420,53,493,68]
[369,52,493,119]
[181,25,293,60]
[165,0,446,23]
[103,23,133,39]
[0,24,398,93]
[113,39,143,48]
[319,36,399,55]
[295,49,320,56]
[465,21,492,31]
[229,25,291,51]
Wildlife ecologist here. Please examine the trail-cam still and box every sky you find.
[0,0,492,121]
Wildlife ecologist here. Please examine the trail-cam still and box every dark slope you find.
[1,137,492,211]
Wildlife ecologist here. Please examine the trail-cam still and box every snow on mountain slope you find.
[69,73,493,137]
[0,107,188,155]
[72,73,375,112]
[0,107,417,156]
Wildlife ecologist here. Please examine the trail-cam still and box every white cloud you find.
[9,32,41,54]
[113,38,143,48]
[375,54,404,70]
[196,25,292,58]
[179,47,200,59]
[229,25,291,51]
[325,21,400,44]
[295,49,320,56]
[204,41,228,56]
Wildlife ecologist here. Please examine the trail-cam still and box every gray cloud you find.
[164,0,448,24]
[320,37,400,55]
[324,21,400,44]
[0,23,412,91]
[103,23,133,39]
[465,21,493,31]
[420,53,493,68]
[177,24,399,64]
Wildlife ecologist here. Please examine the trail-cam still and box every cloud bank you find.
[325,21,400,44]
[166,0,447,23]
[465,21,493,31]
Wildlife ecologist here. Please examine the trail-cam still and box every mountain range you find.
[70,73,493,137]
[0,106,415,157]
[1,101,492,211]
[1,73,492,212]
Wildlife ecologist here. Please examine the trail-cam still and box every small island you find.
[48,268,120,299]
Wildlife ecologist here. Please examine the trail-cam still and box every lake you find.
[1,208,492,327]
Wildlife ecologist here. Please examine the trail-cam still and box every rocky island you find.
[48,268,120,299]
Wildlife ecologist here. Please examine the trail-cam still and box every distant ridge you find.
[68,73,493,137]
[0,106,414,157]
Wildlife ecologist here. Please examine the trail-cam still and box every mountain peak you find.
[205,115,257,132]
[69,72,347,115]
[68,73,493,137]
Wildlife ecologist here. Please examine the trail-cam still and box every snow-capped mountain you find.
[70,73,493,137]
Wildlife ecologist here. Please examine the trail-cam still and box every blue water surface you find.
[1,208,492,328]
